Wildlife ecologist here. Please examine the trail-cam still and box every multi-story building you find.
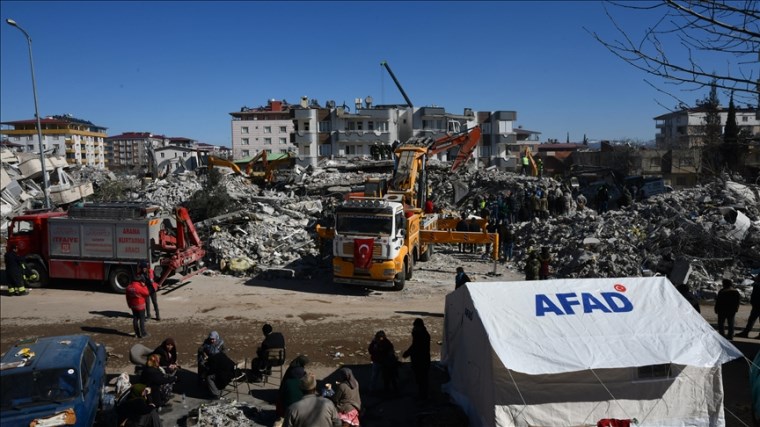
[106,132,167,170]
[654,106,760,148]
[229,99,295,159]
[0,114,107,169]
[292,96,521,168]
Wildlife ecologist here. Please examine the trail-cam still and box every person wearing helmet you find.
[138,260,160,321]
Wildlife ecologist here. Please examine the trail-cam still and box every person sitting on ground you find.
[277,355,310,418]
[197,331,226,384]
[251,323,285,381]
[283,372,341,427]
[140,353,176,407]
[331,367,361,427]
[152,337,179,375]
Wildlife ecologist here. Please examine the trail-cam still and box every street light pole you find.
[6,18,51,209]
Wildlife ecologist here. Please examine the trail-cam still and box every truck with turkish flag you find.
[316,126,498,290]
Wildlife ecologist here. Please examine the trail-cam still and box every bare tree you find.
[587,0,759,107]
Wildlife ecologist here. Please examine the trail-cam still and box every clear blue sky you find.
[0,1,712,147]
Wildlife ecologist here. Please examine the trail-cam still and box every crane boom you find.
[381,61,413,108]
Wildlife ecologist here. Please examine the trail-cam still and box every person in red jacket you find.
[126,277,151,339]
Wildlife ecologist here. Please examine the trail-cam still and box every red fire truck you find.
[5,202,205,293]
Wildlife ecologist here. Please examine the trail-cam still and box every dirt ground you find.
[1,246,757,426]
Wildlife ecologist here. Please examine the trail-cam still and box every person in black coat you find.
[403,318,431,400]
[455,214,469,253]
[152,337,179,374]
[737,273,760,339]
[455,267,471,290]
[4,244,28,296]
[116,384,161,427]
[251,323,286,380]
[715,279,742,340]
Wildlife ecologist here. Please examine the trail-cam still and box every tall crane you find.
[381,61,413,108]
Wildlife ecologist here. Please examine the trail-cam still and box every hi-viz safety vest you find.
[522,155,529,165]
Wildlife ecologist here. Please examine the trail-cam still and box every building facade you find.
[0,115,107,169]
[106,132,167,170]
[229,99,295,160]
[654,106,760,148]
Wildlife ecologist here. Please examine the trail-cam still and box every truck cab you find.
[331,198,416,290]
[6,211,67,288]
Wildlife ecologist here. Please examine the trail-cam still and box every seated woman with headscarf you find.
[140,353,176,407]
[276,354,309,417]
[332,367,361,426]
[197,331,225,383]
[152,337,180,375]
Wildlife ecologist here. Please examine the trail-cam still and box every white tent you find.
[442,277,743,427]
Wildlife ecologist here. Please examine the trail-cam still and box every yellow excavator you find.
[207,152,294,184]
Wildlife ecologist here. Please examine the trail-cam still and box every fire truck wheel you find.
[109,267,131,294]
[25,260,48,288]
[393,264,406,291]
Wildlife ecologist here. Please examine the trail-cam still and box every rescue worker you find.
[524,250,541,281]
[538,247,552,280]
[521,154,529,176]
[4,244,29,296]
[138,260,160,321]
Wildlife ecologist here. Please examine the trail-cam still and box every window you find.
[304,122,310,131]
[318,121,331,132]
[422,120,429,129]
[242,138,249,145]
[742,116,749,122]
[265,149,271,154]
[368,121,374,131]
[357,121,363,131]
[27,136,33,141]
[279,126,287,133]
[265,138,272,145]
[264,126,272,133]
[679,157,694,167]
[241,126,249,134]
[280,149,287,153]
[279,137,287,144]
[160,153,165,158]
[637,363,671,380]
[377,122,388,132]
[649,158,659,168]
[81,345,96,390]
[242,150,250,157]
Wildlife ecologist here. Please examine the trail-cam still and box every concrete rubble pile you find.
[194,400,263,427]
[425,166,760,297]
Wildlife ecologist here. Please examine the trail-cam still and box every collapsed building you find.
[1,150,758,298]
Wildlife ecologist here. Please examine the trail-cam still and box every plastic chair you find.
[220,358,249,400]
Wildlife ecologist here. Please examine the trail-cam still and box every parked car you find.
[0,335,107,427]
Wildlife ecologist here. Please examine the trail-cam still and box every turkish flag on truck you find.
[353,238,374,269]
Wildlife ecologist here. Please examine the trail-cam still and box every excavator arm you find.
[207,156,244,176]
[427,126,482,172]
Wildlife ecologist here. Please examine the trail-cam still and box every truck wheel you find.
[393,262,406,291]
[108,267,132,294]
[25,261,48,288]
[420,244,434,262]
[405,256,414,280]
